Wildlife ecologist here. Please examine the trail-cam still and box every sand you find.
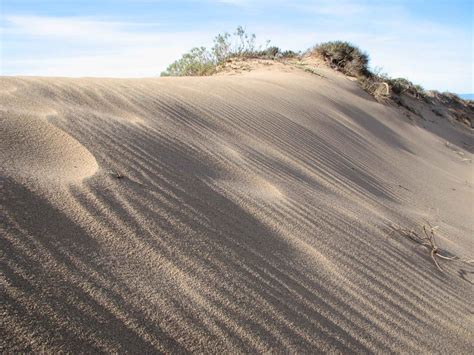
[1,65,473,353]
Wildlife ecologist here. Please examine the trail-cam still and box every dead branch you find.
[390,222,470,272]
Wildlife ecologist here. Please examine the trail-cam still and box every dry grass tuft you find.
[359,77,391,101]
[111,170,125,179]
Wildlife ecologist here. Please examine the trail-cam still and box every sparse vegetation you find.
[161,30,473,127]
[308,41,438,113]
[160,47,217,77]
[309,43,430,104]
[427,90,474,127]
[358,75,391,101]
[161,27,299,77]
[280,50,299,58]
[312,41,370,77]
[342,64,426,104]
[435,91,464,105]
[386,78,426,99]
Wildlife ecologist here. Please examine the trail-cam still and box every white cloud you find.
[1,15,214,77]
[6,16,129,40]
[3,15,209,45]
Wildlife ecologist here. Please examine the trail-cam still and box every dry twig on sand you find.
[390,222,472,272]
[111,170,125,179]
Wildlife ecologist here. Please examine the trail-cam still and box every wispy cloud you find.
[3,15,208,45]
[2,15,214,77]
[5,16,132,40]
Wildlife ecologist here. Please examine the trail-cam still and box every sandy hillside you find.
[1,64,473,353]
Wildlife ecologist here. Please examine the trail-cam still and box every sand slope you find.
[1,67,473,353]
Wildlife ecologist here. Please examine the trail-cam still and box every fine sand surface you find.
[1,65,473,353]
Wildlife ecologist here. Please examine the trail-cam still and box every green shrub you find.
[257,46,281,59]
[160,47,216,77]
[230,26,258,58]
[161,26,272,76]
[313,41,370,77]
[280,50,299,58]
[212,32,232,63]
[212,26,260,62]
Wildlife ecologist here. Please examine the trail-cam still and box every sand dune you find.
[1,66,473,353]
[1,112,98,183]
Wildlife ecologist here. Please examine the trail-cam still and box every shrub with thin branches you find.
[161,26,277,77]
[160,47,216,77]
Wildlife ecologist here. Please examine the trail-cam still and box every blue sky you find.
[1,0,472,92]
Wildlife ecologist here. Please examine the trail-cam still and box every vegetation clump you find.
[359,74,426,102]
[161,27,297,77]
[161,47,216,77]
[386,78,426,99]
[313,41,370,77]
[311,42,429,102]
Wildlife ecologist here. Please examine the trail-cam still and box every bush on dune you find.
[160,47,216,77]
[160,26,298,77]
[359,73,426,101]
[387,78,426,98]
[312,41,370,77]
[212,26,259,61]
[161,27,265,76]
[311,42,429,102]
